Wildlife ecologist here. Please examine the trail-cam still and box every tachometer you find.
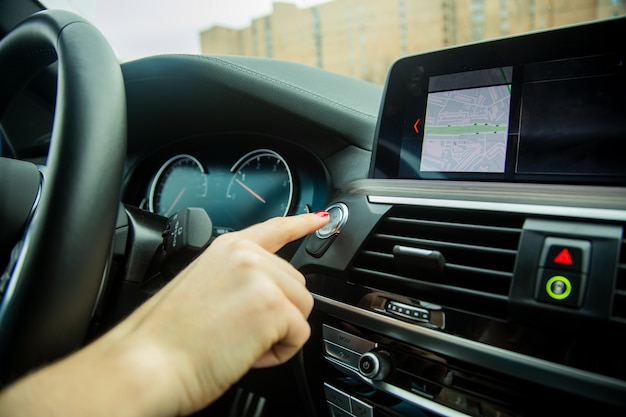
[225,149,294,227]
[149,154,208,217]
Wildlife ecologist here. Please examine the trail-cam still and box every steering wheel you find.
[0,10,126,382]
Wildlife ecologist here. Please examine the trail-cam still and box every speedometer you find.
[149,154,208,217]
[225,149,294,226]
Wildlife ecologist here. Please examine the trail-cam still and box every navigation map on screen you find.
[419,84,511,173]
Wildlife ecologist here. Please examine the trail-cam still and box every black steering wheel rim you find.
[0,10,126,381]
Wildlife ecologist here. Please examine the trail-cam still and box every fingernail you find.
[314,210,329,217]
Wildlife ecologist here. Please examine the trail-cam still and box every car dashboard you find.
[119,54,381,231]
[117,18,626,417]
[286,17,626,417]
[4,14,624,417]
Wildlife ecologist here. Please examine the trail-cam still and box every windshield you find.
[40,0,626,84]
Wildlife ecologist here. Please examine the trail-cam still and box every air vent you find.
[611,236,626,324]
[349,206,525,320]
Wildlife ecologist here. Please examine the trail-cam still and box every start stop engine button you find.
[316,203,348,239]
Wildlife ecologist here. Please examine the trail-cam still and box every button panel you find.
[535,237,591,307]
[511,218,622,328]
[323,325,377,371]
[324,383,374,417]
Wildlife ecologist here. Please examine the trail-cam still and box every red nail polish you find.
[314,210,329,217]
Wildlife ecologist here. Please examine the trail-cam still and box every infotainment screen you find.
[418,67,512,173]
[517,70,625,176]
[371,17,626,185]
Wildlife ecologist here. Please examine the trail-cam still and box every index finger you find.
[234,211,330,254]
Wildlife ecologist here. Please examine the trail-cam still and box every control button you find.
[540,237,591,273]
[316,203,348,239]
[545,275,571,300]
[386,300,430,323]
[350,397,374,417]
[324,383,352,412]
[324,341,362,369]
[535,268,584,308]
[358,354,378,377]
[358,350,392,380]
[306,203,348,257]
[322,324,377,353]
[328,402,353,417]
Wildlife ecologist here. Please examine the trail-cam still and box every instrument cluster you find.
[135,141,328,233]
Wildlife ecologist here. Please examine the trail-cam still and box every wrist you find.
[84,324,186,417]
[0,330,180,417]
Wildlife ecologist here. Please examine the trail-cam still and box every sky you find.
[41,0,331,61]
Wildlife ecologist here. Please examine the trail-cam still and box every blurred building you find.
[199,0,626,84]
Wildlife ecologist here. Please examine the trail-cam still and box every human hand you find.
[109,211,330,415]
[0,211,329,417]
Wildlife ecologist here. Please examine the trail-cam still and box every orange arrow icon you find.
[413,118,421,134]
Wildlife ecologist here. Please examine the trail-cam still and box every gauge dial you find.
[149,154,208,217]
[226,149,294,227]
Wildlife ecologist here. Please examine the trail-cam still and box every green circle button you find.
[546,276,572,300]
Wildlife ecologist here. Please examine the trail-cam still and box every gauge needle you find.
[165,187,186,216]
[235,178,266,203]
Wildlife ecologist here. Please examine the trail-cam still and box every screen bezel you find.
[369,17,626,186]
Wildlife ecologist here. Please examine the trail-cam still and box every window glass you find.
[41,0,626,84]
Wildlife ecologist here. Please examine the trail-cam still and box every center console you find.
[292,17,626,417]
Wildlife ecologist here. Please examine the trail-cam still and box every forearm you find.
[0,330,179,417]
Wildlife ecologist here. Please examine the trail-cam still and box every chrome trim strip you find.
[368,195,626,222]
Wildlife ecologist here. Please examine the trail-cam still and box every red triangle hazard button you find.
[544,238,589,272]
[553,248,574,265]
